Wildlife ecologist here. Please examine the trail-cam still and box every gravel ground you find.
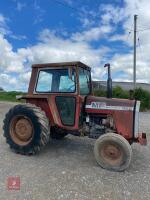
[0,101,149,200]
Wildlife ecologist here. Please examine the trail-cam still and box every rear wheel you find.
[3,103,50,155]
[94,133,132,171]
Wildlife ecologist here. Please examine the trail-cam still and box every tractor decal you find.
[86,102,134,111]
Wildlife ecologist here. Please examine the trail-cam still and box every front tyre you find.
[3,103,50,155]
[94,133,132,171]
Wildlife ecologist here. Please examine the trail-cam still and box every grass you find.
[0,91,25,102]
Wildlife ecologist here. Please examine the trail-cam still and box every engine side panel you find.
[85,96,135,139]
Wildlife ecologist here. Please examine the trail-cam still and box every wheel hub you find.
[15,119,33,141]
[100,143,123,166]
[10,116,34,145]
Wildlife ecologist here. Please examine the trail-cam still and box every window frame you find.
[78,66,92,96]
[34,67,77,94]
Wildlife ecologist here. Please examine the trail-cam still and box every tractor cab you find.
[25,62,92,130]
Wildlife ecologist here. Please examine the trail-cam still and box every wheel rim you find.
[100,142,123,166]
[10,115,34,146]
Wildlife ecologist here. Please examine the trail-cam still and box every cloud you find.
[0,72,32,91]
[18,29,107,67]
[0,28,109,91]
[109,34,127,42]
[16,2,26,11]
[0,13,26,40]
[0,35,25,73]
[0,14,10,35]
[0,73,17,91]
[1,0,150,91]
[63,0,73,6]
[116,1,150,75]
[71,25,113,42]
[33,0,45,24]
[79,17,94,28]
[108,33,133,47]
[94,0,150,85]
[99,4,126,25]
[10,34,27,40]
[0,14,6,24]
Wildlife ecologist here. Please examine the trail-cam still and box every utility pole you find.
[133,14,138,90]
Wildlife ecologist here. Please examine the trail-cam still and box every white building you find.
[93,81,150,91]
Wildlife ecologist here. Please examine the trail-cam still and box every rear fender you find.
[25,98,55,126]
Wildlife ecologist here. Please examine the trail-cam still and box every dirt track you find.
[0,102,150,200]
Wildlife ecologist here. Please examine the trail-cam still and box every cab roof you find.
[32,61,91,71]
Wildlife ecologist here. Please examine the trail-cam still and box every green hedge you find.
[94,86,150,111]
[0,91,25,102]
[1,87,150,111]
[134,88,150,111]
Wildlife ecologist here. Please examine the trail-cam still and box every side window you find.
[79,68,90,95]
[59,73,75,92]
[36,71,52,92]
[55,96,76,126]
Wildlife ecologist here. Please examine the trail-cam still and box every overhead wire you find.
[51,0,135,35]
[137,27,150,32]
[137,32,149,64]
[137,37,143,62]
[50,0,81,12]
[51,1,150,78]
[50,0,136,64]
[51,0,150,35]
[125,31,132,43]
[50,0,103,25]
[51,0,148,60]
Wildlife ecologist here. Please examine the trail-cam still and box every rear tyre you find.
[3,103,50,155]
[94,133,132,171]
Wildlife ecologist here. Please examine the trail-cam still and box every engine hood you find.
[85,96,135,112]
[85,96,139,140]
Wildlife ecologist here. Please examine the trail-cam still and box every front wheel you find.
[94,133,132,171]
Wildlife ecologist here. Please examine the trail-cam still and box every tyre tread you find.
[3,103,50,155]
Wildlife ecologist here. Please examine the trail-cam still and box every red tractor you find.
[3,61,147,171]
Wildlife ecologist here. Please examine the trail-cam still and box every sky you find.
[0,0,150,91]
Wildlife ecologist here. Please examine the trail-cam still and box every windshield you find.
[36,68,76,93]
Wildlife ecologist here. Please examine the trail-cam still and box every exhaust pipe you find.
[104,63,112,98]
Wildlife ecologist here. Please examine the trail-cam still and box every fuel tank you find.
[85,96,136,139]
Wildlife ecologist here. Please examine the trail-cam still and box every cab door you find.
[52,67,79,129]
[55,96,76,126]
[55,67,91,129]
